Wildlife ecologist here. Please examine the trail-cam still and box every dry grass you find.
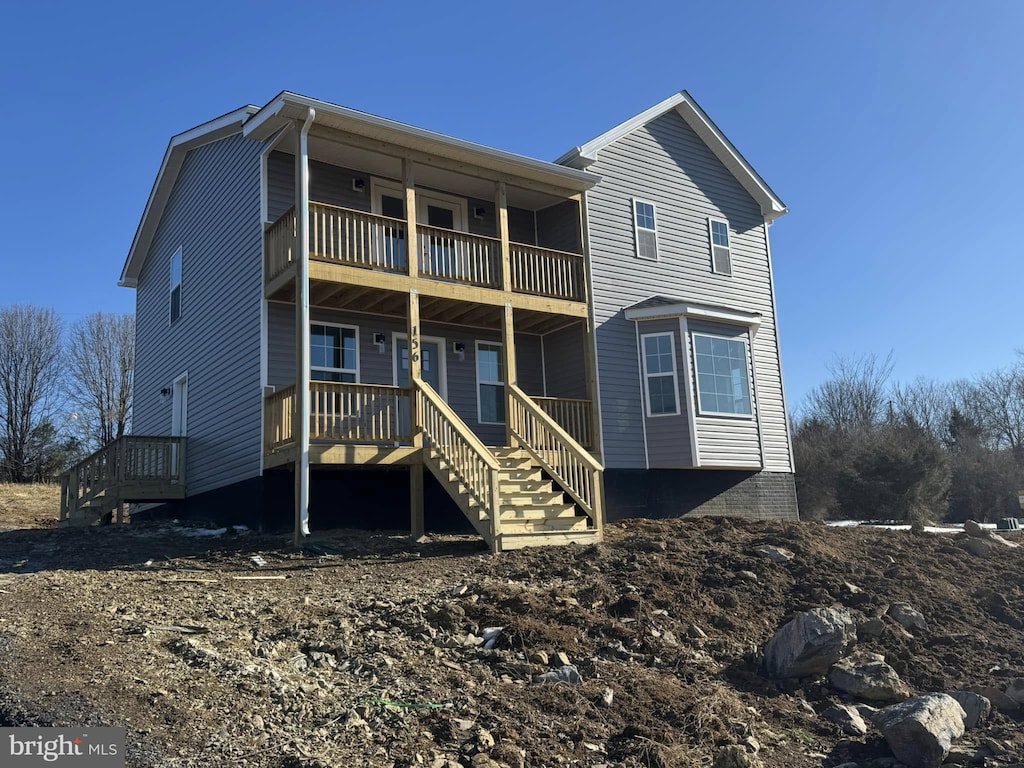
[0,482,60,529]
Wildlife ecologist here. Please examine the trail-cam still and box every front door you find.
[418,197,465,279]
[395,335,445,438]
[170,373,188,479]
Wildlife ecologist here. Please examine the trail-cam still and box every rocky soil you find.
[0,503,1021,767]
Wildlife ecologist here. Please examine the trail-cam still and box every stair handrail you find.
[415,380,503,544]
[507,383,605,535]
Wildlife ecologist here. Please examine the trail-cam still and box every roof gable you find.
[556,91,787,220]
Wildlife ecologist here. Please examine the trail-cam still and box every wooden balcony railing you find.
[417,224,501,288]
[265,382,413,450]
[265,203,588,303]
[533,396,593,449]
[510,243,587,302]
[507,384,604,533]
[310,202,408,273]
[265,207,296,280]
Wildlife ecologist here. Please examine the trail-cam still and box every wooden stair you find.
[424,446,600,552]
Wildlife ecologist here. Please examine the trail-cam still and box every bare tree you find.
[960,358,1024,461]
[892,377,952,439]
[66,312,134,449]
[804,352,894,432]
[0,305,64,482]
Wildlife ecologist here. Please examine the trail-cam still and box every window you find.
[310,323,358,382]
[169,247,182,323]
[708,218,732,275]
[476,342,505,424]
[641,333,679,416]
[633,199,658,260]
[692,333,752,416]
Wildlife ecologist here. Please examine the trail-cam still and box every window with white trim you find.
[633,199,658,260]
[641,333,679,416]
[169,247,182,323]
[692,333,752,416]
[311,323,358,382]
[708,218,732,275]
[476,342,505,424]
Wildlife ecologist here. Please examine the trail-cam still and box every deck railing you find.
[60,436,186,523]
[507,383,603,532]
[265,207,296,281]
[533,396,593,449]
[509,243,587,302]
[264,382,412,449]
[310,202,408,273]
[265,203,588,302]
[417,224,501,288]
[416,380,501,542]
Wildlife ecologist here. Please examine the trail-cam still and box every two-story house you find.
[59,90,797,551]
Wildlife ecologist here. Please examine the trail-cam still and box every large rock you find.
[753,544,794,563]
[963,519,989,537]
[947,691,991,729]
[887,602,927,632]
[872,694,966,768]
[961,537,993,559]
[829,650,911,703]
[763,607,857,679]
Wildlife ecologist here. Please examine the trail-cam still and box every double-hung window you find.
[633,199,658,260]
[476,342,505,424]
[169,247,182,324]
[641,333,679,416]
[708,218,732,275]
[693,333,752,416]
[310,323,358,382]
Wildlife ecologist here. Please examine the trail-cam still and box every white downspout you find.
[295,107,315,545]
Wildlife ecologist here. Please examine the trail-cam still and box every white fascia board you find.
[555,90,788,221]
[625,300,761,331]
[119,105,259,287]
[243,92,600,193]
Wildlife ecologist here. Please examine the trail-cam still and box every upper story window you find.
[693,333,752,416]
[476,342,505,424]
[640,332,679,416]
[169,247,182,324]
[633,200,658,260]
[708,218,732,275]
[311,323,358,382]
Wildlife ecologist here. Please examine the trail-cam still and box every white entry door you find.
[170,373,188,477]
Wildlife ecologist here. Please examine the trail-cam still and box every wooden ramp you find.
[59,436,186,526]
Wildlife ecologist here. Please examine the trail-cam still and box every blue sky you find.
[1,1,1021,409]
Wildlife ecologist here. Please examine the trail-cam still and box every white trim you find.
[555,90,787,220]
[475,340,505,425]
[370,177,404,216]
[310,321,360,382]
[242,92,599,192]
[120,105,259,287]
[625,299,761,330]
[749,329,766,469]
[763,218,795,473]
[171,372,189,437]
[372,176,468,232]
[581,191,607,463]
[678,317,700,467]
[708,217,732,276]
[639,332,681,418]
[632,198,659,261]
[633,322,650,470]
[691,331,754,419]
[169,246,182,325]
[393,333,448,399]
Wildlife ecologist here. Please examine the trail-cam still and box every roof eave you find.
[119,105,259,288]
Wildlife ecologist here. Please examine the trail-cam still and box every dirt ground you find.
[0,487,1022,767]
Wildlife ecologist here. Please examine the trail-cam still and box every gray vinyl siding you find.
[686,319,760,468]
[581,108,793,472]
[266,303,543,446]
[508,207,536,244]
[536,200,581,253]
[133,133,265,496]
[267,151,293,222]
[638,318,693,468]
[543,323,588,399]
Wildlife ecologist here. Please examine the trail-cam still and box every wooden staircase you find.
[59,436,187,527]
[416,380,604,553]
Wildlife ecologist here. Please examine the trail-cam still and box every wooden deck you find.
[59,436,186,526]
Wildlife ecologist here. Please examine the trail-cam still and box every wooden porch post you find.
[404,159,425,539]
[496,182,517,446]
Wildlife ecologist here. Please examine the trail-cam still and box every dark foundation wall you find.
[604,469,798,522]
